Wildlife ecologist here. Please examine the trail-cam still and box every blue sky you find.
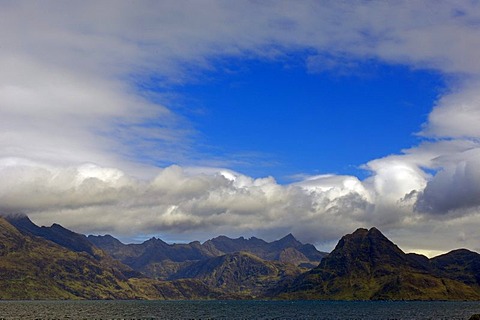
[166,58,444,181]
[2,1,480,255]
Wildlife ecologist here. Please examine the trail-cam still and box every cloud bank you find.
[1,1,480,253]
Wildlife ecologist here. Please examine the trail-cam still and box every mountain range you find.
[0,214,220,300]
[87,231,325,281]
[1,214,480,300]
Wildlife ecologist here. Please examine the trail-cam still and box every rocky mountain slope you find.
[0,215,220,300]
[431,249,480,287]
[88,232,326,279]
[171,251,304,298]
[204,234,325,267]
[0,216,137,299]
[88,235,220,279]
[277,227,480,300]
[5,214,141,279]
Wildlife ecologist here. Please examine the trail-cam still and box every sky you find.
[2,1,480,256]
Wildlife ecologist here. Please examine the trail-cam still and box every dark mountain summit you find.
[6,214,98,257]
[89,232,326,279]
[204,233,326,266]
[5,214,142,279]
[317,227,408,277]
[279,227,480,300]
[88,235,219,279]
[0,216,139,299]
[204,235,268,254]
[0,215,222,300]
[85,234,125,254]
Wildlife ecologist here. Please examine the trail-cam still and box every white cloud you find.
[2,1,480,254]
[416,148,480,214]
[365,158,427,203]
[0,158,363,246]
[2,1,480,168]
[421,80,480,138]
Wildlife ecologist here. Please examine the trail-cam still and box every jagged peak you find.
[209,235,230,241]
[351,227,369,235]
[89,233,116,239]
[275,233,301,246]
[367,226,383,235]
[88,234,124,244]
[330,226,406,263]
[282,233,296,240]
[347,227,387,240]
[50,223,68,230]
[143,236,167,245]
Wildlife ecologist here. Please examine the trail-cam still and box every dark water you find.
[0,300,479,320]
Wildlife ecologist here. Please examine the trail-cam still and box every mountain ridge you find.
[1,214,480,300]
[0,215,221,300]
[277,227,480,300]
[88,231,327,280]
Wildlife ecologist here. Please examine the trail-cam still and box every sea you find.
[0,300,479,320]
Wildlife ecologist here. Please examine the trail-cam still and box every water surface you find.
[0,300,479,319]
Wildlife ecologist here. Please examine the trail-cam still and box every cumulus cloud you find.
[421,80,480,139]
[3,1,480,254]
[0,155,426,250]
[416,148,480,214]
[0,158,371,246]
